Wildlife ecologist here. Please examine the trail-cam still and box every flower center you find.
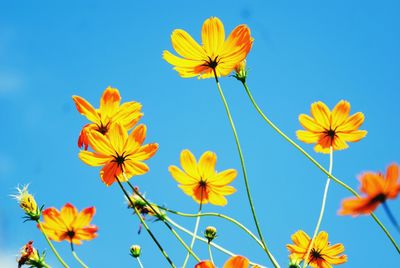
[326,129,336,138]
[67,230,75,238]
[370,193,386,204]
[113,152,128,167]
[310,248,324,262]
[205,56,219,69]
[97,122,109,135]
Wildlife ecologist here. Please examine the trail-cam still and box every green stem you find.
[70,242,89,268]
[241,81,400,254]
[213,70,279,268]
[136,257,144,268]
[182,203,202,268]
[115,178,176,268]
[37,221,70,268]
[162,207,263,250]
[208,243,214,264]
[166,217,265,268]
[126,181,200,262]
[303,147,333,268]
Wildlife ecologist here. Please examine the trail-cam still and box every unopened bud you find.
[233,60,248,83]
[12,185,41,221]
[204,226,217,243]
[288,256,301,268]
[130,245,141,258]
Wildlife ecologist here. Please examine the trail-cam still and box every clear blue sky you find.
[1,1,399,267]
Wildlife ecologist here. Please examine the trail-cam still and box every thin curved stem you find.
[241,81,400,254]
[70,242,89,268]
[126,181,200,262]
[136,257,144,268]
[162,207,264,250]
[303,147,333,268]
[166,217,265,268]
[37,221,70,268]
[208,243,214,264]
[382,202,400,234]
[116,178,176,268]
[182,203,202,268]
[213,70,279,267]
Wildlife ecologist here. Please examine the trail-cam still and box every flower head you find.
[297,100,367,153]
[195,256,250,268]
[127,188,166,221]
[130,245,141,258]
[39,203,98,245]
[233,60,248,83]
[339,163,400,216]
[169,150,237,206]
[12,185,41,221]
[286,230,347,268]
[17,241,44,268]
[204,226,217,243]
[163,17,253,79]
[73,86,143,150]
[79,123,158,186]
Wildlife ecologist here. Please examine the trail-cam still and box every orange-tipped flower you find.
[286,230,347,268]
[163,17,253,79]
[79,123,158,186]
[73,86,142,150]
[195,256,250,268]
[39,203,98,245]
[339,163,400,216]
[297,100,367,153]
[169,150,237,206]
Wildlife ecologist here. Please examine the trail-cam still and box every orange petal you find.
[100,162,121,186]
[338,196,379,216]
[385,163,400,198]
[40,208,66,232]
[198,151,217,179]
[331,100,350,130]
[310,102,331,130]
[220,25,253,68]
[133,143,159,161]
[195,260,215,268]
[202,17,225,57]
[125,124,147,153]
[72,95,101,124]
[99,87,121,119]
[73,226,98,243]
[359,172,385,195]
[223,256,249,268]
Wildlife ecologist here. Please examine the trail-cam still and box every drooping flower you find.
[169,150,237,206]
[39,203,98,245]
[195,256,250,268]
[17,241,47,268]
[126,188,166,221]
[296,100,367,153]
[73,86,142,150]
[286,230,347,268]
[79,123,158,186]
[12,185,41,221]
[163,17,253,79]
[339,163,400,216]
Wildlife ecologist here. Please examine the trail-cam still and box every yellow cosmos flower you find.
[163,17,253,79]
[297,100,367,153]
[169,150,237,206]
[73,86,142,149]
[39,203,98,245]
[286,230,347,268]
[79,123,158,186]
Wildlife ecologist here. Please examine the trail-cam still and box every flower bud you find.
[17,241,47,268]
[233,60,248,83]
[12,185,41,221]
[288,256,301,268]
[130,244,141,258]
[204,226,217,243]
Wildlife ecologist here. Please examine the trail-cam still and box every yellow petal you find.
[180,149,199,178]
[114,101,143,130]
[169,165,198,184]
[60,203,78,227]
[123,160,149,177]
[72,95,101,124]
[220,25,253,69]
[125,124,147,153]
[79,151,112,166]
[310,101,331,130]
[170,29,207,60]
[291,230,311,249]
[213,185,236,196]
[336,112,365,132]
[198,151,216,179]
[332,135,349,151]
[314,231,329,249]
[99,87,121,119]
[208,190,227,206]
[202,17,225,57]
[107,123,128,154]
[87,130,115,156]
[299,114,325,132]
[337,130,367,142]
[331,100,350,130]
[296,130,321,144]
[133,143,159,161]
[207,169,237,186]
[72,207,96,229]
[163,50,204,68]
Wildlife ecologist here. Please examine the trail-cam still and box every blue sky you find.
[1,0,399,267]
